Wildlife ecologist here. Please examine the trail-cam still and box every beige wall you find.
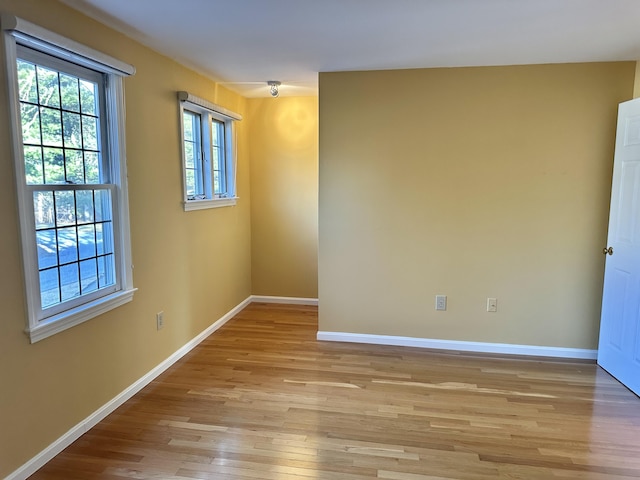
[0,0,252,476]
[634,61,640,98]
[319,63,635,349]
[248,97,318,298]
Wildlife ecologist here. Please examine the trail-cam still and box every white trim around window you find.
[1,14,135,76]
[2,15,136,342]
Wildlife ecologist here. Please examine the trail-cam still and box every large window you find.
[178,91,241,211]
[2,15,136,342]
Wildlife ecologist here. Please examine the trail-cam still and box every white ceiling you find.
[60,0,640,98]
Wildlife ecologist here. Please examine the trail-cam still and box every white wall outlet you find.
[435,295,447,311]
[487,298,497,312]
[156,311,164,330]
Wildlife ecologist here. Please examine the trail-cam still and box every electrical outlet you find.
[156,311,164,330]
[435,295,447,311]
[487,298,497,312]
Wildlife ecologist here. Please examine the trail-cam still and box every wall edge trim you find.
[250,295,319,306]
[316,331,598,360]
[6,295,253,480]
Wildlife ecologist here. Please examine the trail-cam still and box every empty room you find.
[1,0,640,479]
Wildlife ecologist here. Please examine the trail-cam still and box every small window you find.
[2,15,136,342]
[178,91,241,211]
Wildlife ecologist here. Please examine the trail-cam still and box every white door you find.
[597,98,640,396]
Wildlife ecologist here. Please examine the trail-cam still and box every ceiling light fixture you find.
[268,80,281,97]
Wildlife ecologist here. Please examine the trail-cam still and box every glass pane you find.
[84,152,100,183]
[33,191,55,229]
[100,221,114,255]
[36,230,58,269]
[97,254,115,288]
[62,111,82,149]
[183,112,194,141]
[82,115,98,150]
[36,66,60,108]
[94,190,112,222]
[96,223,105,256]
[213,169,221,195]
[184,141,195,168]
[80,80,97,115]
[183,112,201,194]
[40,106,63,147]
[78,224,96,260]
[212,146,221,170]
[60,263,80,301]
[24,146,44,184]
[211,121,221,146]
[59,74,80,112]
[76,190,94,224]
[40,268,60,309]
[55,190,76,226]
[17,60,38,103]
[65,149,84,184]
[57,226,78,264]
[185,169,196,196]
[80,259,98,294]
[213,149,224,190]
[20,103,41,145]
[212,121,226,195]
[96,222,114,256]
[42,147,65,184]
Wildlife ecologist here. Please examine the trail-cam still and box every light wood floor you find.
[32,303,640,479]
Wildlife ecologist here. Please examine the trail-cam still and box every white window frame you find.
[178,91,241,211]
[2,14,136,343]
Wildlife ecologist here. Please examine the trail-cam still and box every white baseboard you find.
[316,331,598,360]
[6,296,253,480]
[250,295,318,306]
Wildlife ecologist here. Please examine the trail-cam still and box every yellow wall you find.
[634,61,640,98]
[247,97,318,298]
[0,0,252,475]
[319,63,635,349]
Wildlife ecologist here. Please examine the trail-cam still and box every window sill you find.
[183,197,238,211]
[26,288,137,343]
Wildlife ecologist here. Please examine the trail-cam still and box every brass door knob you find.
[603,246,613,255]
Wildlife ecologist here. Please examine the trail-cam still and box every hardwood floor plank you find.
[29,303,640,479]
